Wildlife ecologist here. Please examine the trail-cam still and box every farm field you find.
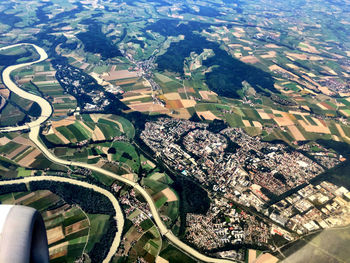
[11,60,77,119]
[158,242,196,263]
[0,189,109,262]
[45,114,134,145]
[0,132,67,177]
[142,172,179,227]
[113,207,162,263]
[51,139,140,174]
[0,0,350,262]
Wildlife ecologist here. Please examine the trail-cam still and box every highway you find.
[0,43,236,263]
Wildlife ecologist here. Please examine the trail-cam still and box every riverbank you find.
[1,43,236,263]
[0,176,124,263]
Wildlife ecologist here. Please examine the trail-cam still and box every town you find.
[141,118,331,199]
[271,181,350,234]
[141,118,350,255]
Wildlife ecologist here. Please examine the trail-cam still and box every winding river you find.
[0,44,52,132]
[0,43,236,263]
[0,176,124,263]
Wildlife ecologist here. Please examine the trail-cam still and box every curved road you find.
[0,43,236,263]
[0,176,124,263]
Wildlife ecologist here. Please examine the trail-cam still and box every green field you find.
[0,103,26,127]
[92,171,116,186]
[0,190,103,262]
[162,201,179,222]
[108,115,135,138]
[143,174,179,221]
[86,214,110,252]
[16,167,32,177]
[71,121,92,138]
[97,118,123,139]
[46,133,64,144]
[225,112,244,127]
[109,141,140,172]
[56,126,77,143]
[81,114,96,130]
[159,243,196,263]
[143,178,167,193]
[155,195,168,209]
[140,155,156,171]
[147,172,173,184]
[140,219,154,231]
[66,122,90,141]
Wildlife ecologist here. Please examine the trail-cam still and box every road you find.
[1,43,236,263]
[0,176,124,263]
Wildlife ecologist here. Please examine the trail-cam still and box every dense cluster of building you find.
[296,142,342,169]
[185,197,271,251]
[119,188,152,219]
[83,90,110,111]
[183,129,227,158]
[319,78,348,94]
[126,52,161,93]
[271,181,350,234]
[141,118,348,252]
[115,187,154,257]
[221,128,324,195]
[141,118,327,198]
[54,63,112,112]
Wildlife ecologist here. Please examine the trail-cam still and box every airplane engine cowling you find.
[0,205,49,263]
